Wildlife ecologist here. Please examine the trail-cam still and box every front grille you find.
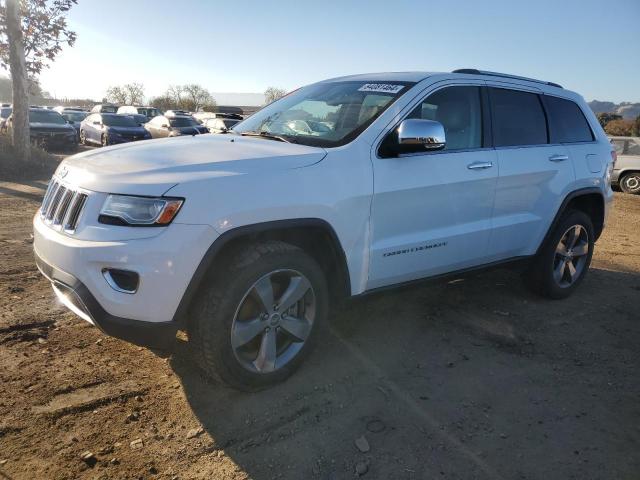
[40,179,88,233]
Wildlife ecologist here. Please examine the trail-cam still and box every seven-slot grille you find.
[40,179,88,232]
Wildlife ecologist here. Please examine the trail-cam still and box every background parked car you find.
[59,110,89,141]
[203,117,240,133]
[126,113,149,126]
[90,104,118,113]
[163,109,190,117]
[611,136,640,194]
[7,107,77,151]
[117,105,162,120]
[80,112,151,147]
[144,114,208,138]
[0,105,12,134]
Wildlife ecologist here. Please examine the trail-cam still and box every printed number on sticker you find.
[358,84,405,94]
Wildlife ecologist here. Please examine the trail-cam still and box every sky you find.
[38,0,640,105]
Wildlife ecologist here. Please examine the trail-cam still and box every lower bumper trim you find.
[34,250,177,351]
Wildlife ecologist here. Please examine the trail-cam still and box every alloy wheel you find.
[231,269,315,374]
[553,225,589,288]
[622,174,640,193]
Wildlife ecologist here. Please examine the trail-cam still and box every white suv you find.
[34,70,615,390]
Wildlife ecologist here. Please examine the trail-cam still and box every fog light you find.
[102,268,139,294]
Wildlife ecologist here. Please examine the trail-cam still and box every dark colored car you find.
[80,113,151,147]
[144,115,208,138]
[127,114,149,126]
[60,110,89,141]
[7,108,77,151]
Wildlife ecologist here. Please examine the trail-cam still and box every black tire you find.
[620,172,640,195]
[190,240,328,391]
[525,210,594,299]
[101,133,108,147]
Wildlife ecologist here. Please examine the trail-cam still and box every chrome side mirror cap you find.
[397,119,446,151]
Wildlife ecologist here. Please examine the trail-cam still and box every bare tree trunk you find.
[5,0,30,162]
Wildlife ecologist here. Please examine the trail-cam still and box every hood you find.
[107,125,147,134]
[58,134,327,196]
[31,122,75,132]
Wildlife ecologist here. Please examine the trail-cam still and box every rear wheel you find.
[190,241,328,391]
[101,133,109,147]
[525,210,594,299]
[620,172,640,194]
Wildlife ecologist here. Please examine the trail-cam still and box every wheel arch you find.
[173,218,351,328]
[538,187,605,255]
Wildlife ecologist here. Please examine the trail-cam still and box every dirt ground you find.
[1,171,639,480]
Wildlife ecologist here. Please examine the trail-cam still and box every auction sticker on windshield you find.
[358,84,405,94]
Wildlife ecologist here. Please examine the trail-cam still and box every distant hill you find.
[588,100,640,119]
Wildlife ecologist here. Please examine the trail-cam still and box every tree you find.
[105,83,145,105]
[182,83,213,112]
[0,0,77,162]
[2,0,30,161]
[149,94,174,112]
[633,115,640,138]
[604,119,634,137]
[264,86,287,105]
[596,112,622,129]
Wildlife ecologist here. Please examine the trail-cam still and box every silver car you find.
[611,136,640,194]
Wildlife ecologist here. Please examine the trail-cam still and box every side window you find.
[408,86,482,151]
[489,88,547,147]
[544,96,594,143]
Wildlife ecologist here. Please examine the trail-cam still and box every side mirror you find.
[397,119,446,151]
[161,124,169,128]
[92,120,101,125]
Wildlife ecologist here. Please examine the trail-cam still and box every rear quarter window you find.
[489,88,548,147]
[544,96,594,143]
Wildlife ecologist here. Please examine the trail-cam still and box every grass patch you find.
[0,135,60,181]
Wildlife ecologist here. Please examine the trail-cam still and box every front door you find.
[368,85,498,289]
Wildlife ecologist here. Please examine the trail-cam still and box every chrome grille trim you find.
[63,193,88,231]
[45,185,65,221]
[39,176,90,234]
[53,188,73,225]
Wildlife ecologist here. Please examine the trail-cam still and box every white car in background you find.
[610,136,640,194]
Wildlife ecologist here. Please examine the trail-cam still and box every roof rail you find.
[452,69,563,89]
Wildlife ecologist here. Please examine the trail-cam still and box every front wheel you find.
[79,130,86,145]
[525,210,594,299]
[190,241,328,391]
[101,133,109,147]
[620,172,640,195]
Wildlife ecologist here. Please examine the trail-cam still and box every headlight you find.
[99,195,184,226]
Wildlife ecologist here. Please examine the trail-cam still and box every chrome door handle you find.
[549,154,569,162]
[467,161,493,170]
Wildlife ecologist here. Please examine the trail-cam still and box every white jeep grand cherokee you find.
[34,69,615,390]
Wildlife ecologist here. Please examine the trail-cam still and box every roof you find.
[322,70,565,91]
[323,71,437,83]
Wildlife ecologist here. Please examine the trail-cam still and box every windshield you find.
[138,107,160,117]
[62,111,87,122]
[103,115,138,127]
[100,105,118,113]
[29,110,66,124]
[232,81,413,147]
[170,117,199,127]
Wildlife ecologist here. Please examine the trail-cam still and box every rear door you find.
[486,86,574,260]
[368,84,498,289]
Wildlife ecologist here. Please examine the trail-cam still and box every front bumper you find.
[33,212,218,349]
[35,251,178,350]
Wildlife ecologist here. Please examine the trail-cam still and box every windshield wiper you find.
[239,131,292,143]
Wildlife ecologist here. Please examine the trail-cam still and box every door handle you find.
[549,154,569,162]
[467,161,493,170]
